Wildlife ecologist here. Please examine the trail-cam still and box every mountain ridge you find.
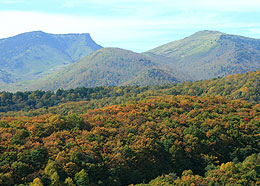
[2,30,260,91]
[145,30,260,80]
[5,47,183,91]
[0,31,102,82]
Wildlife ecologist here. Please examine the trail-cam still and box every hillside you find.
[161,69,260,103]
[6,48,183,91]
[0,70,16,84]
[2,68,260,114]
[2,30,260,91]
[0,31,102,82]
[0,67,260,185]
[146,30,260,80]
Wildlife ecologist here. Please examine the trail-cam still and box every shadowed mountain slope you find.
[0,31,102,82]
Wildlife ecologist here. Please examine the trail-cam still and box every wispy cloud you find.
[1,0,24,4]
[248,28,260,35]
[1,10,259,52]
[61,0,260,12]
[0,0,260,51]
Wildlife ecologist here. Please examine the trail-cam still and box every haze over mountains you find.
[31,48,183,90]
[1,30,260,91]
[0,31,102,83]
[146,30,260,80]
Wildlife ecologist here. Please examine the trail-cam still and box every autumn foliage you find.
[0,95,259,185]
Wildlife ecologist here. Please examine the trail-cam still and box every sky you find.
[0,0,260,52]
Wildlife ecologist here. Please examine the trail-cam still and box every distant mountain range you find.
[1,30,260,91]
[145,30,260,80]
[0,31,102,83]
[7,48,185,91]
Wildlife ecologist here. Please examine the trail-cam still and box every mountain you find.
[3,30,260,91]
[168,68,260,103]
[10,48,183,91]
[2,68,260,113]
[145,30,260,80]
[0,70,17,83]
[0,31,102,82]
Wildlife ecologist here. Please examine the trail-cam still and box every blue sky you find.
[1,0,260,52]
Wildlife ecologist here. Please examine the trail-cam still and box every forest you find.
[0,94,259,185]
[0,70,260,185]
[1,68,260,114]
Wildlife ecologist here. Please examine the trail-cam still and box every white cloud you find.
[0,11,163,51]
[168,0,260,12]
[0,10,213,37]
[61,0,260,12]
[0,11,153,38]
[0,8,259,52]
[248,28,260,36]
[1,0,24,4]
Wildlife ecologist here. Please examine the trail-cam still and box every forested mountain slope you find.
[2,30,260,91]
[1,68,260,114]
[0,31,102,82]
[4,48,183,91]
[146,30,260,80]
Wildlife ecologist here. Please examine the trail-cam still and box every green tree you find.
[74,169,89,186]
